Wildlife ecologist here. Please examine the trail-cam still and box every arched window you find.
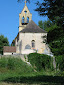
[24,10,27,13]
[31,40,35,48]
[22,16,24,23]
[25,44,31,49]
[27,17,29,23]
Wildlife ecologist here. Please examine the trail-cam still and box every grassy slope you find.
[0,56,64,84]
[0,57,34,81]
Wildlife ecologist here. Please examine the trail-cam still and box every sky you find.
[0,0,48,45]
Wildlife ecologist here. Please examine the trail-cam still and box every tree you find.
[38,20,56,32]
[11,39,15,46]
[36,0,64,55]
[35,0,64,28]
[38,20,43,29]
[0,35,9,55]
[47,27,64,55]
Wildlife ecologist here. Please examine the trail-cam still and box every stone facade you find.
[16,33,47,54]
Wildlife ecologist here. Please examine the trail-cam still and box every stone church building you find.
[3,1,50,55]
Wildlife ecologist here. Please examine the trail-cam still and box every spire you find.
[25,0,27,6]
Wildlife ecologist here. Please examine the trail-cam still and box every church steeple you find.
[19,0,32,32]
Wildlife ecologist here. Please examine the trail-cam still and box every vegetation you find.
[35,0,64,28]
[38,20,56,32]
[38,20,64,56]
[36,0,64,72]
[0,57,33,81]
[28,53,64,74]
[0,57,33,73]
[37,0,64,56]
[47,27,64,56]
[0,56,64,84]
[28,53,53,71]
[55,55,64,71]
[0,35,9,55]
[38,22,64,76]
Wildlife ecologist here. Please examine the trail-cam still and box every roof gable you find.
[20,20,47,33]
[20,5,31,14]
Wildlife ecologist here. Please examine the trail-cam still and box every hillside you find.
[0,55,64,84]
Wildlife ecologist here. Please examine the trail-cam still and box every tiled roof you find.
[20,20,47,33]
[3,46,16,52]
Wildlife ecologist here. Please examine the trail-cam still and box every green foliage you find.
[38,20,43,29]
[38,20,57,32]
[3,75,64,84]
[45,24,58,32]
[11,39,15,46]
[7,58,15,70]
[37,0,64,59]
[35,0,64,27]
[0,56,64,84]
[0,57,33,72]
[55,55,64,71]
[47,27,64,55]
[0,35,9,55]
[0,57,7,68]
[28,53,53,71]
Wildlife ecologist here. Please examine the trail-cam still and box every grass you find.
[0,56,34,81]
[0,82,62,85]
[0,56,64,85]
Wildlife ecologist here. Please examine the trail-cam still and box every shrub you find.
[55,55,64,71]
[28,53,53,71]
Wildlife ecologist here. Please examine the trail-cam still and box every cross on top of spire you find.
[25,0,27,6]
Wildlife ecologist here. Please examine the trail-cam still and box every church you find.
[3,0,50,55]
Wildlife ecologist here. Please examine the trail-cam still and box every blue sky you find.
[0,0,48,45]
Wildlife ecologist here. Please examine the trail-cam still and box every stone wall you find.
[16,33,47,54]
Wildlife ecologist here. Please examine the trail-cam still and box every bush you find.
[28,53,53,71]
[55,55,64,71]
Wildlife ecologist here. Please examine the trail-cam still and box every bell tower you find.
[19,0,32,32]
